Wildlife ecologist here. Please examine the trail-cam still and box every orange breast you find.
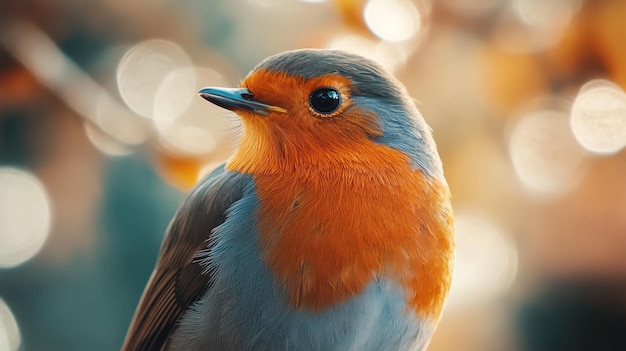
[227,140,454,319]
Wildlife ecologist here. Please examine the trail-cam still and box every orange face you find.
[227,70,385,174]
[241,70,355,118]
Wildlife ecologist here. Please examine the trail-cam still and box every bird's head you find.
[199,49,442,178]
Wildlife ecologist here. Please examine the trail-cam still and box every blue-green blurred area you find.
[0,153,182,350]
[1,0,626,350]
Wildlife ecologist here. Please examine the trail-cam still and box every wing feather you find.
[122,165,245,351]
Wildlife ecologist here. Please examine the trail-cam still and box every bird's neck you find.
[226,129,455,320]
[226,125,384,175]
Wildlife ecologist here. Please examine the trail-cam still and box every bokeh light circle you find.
[513,0,582,30]
[116,39,192,119]
[84,122,132,156]
[156,67,234,156]
[326,34,409,72]
[509,110,587,195]
[0,298,20,351]
[446,213,518,308]
[0,168,51,267]
[95,92,151,146]
[364,0,421,42]
[153,67,197,133]
[570,79,626,154]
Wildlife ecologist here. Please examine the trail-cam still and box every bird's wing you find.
[122,164,246,351]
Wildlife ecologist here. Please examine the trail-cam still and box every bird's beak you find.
[198,87,287,116]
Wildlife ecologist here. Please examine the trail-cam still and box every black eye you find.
[309,87,341,115]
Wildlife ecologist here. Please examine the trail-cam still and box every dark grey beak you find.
[198,87,287,116]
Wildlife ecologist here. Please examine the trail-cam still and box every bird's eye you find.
[309,87,341,115]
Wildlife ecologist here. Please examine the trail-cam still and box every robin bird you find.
[122,49,455,351]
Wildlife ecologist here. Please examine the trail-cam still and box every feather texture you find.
[122,165,246,350]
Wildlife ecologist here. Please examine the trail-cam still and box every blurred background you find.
[1,0,625,350]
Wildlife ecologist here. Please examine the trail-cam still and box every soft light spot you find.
[159,125,218,156]
[0,168,51,267]
[514,0,582,30]
[153,67,198,133]
[325,34,408,72]
[95,92,151,145]
[570,79,626,154]
[364,0,421,42]
[0,298,20,351]
[446,213,518,308]
[116,39,192,118]
[509,110,587,195]
[84,123,132,156]
[156,67,234,156]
